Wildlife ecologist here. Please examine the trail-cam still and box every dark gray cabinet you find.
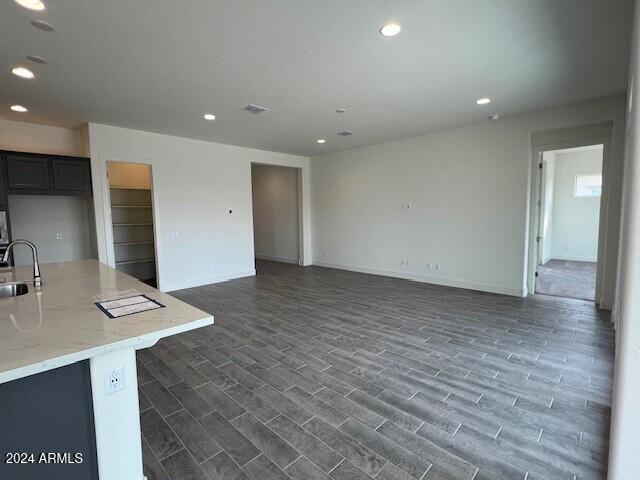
[7,155,51,192]
[52,158,92,193]
[0,361,99,480]
[4,153,91,196]
[0,157,7,206]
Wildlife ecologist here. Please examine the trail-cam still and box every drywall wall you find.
[88,123,310,292]
[107,162,151,189]
[8,195,97,266]
[0,118,88,157]
[608,2,639,477]
[311,94,627,298]
[550,147,603,262]
[251,165,299,264]
[540,152,556,264]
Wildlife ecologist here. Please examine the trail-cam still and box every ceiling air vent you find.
[337,130,356,136]
[244,104,269,114]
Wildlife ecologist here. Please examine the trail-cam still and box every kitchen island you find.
[0,259,213,480]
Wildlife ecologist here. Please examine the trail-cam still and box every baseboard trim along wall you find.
[255,255,299,265]
[312,260,525,297]
[165,269,256,292]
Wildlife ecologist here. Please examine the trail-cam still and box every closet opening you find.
[107,161,158,287]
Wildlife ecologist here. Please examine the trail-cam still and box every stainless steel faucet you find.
[2,240,42,287]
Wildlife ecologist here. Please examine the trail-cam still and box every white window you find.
[575,174,602,197]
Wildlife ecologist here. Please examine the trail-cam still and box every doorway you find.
[534,145,604,300]
[106,161,158,287]
[250,164,302,269]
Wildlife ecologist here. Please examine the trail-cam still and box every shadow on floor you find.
[536,259,596,301]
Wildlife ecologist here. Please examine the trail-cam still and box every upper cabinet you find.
[4,153,91,196]
[7,155,51,192]
[52,158,92,194]
[0,157,6,206]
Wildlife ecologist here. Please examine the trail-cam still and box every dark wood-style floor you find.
[137,260,614,480]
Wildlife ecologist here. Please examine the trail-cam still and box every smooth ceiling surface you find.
[0,0,634,156]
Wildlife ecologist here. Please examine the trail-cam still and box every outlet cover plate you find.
[105,367,125,395]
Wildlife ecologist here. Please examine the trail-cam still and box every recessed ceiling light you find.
[27,55,47,64]
[380,23,402,37]
[476,97,491,105]
[203,113,216,121]
[317,139,326,144]
[30,20,54,32]
[11,66,35,79]
[10,105,28,113]
[489,114,500,121]
[15,0,45,11]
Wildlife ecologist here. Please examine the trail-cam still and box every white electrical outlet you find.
[55,233,63,240]
[105,367,125,395]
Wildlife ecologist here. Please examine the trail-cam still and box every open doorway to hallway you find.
[251,163,301,270]
[535,144,604,301]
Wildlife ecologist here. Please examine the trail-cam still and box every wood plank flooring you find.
[138,260,614,480]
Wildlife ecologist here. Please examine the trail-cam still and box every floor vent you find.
[244,104,269,114]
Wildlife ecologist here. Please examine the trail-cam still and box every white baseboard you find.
[312,260,524,297]
[255,255,299,265]
[164,269,256,292]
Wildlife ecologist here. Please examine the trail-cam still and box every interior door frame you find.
[527,122,613,304]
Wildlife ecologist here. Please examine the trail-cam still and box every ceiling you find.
[0,0,634,156]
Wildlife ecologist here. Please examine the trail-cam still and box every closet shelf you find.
[111,205,152,208]
[114,241,154,246]
[112,223,153,227]
[115,257,155,266]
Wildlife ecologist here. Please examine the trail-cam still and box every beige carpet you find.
[536,259,596,301]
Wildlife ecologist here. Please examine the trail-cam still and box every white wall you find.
[311,95,627,298]
[251,165,300,264]
[107,162,151,189]
[0,118,88,156]
[88,123,310,292]
[550,147,603,262]
[8,195,97,266]
[540,152,556,264]
[608,2,640,477]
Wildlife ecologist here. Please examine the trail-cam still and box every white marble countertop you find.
[0,259,213,384]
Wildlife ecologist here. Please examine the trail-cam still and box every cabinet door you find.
[6,155,51,191]
[0,156,7,205]
[0,361,99,480]
[52,158,91,194]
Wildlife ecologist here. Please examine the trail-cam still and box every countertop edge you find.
[0,315,213,385]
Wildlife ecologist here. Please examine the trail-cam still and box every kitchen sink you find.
[0,282,28,299]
